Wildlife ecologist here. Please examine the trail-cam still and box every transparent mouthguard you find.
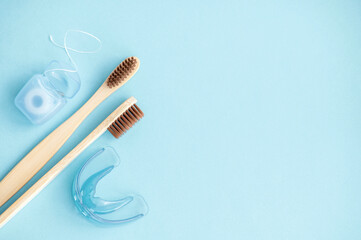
[73,146,148,225]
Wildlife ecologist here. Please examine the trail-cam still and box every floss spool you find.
[15,30,101,124]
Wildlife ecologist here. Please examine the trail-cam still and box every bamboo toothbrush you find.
[0,57,140,208]
[0,97,143,228]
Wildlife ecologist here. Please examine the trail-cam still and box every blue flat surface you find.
[0,0,361,239]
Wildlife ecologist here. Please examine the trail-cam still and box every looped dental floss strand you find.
[45,30,102,74]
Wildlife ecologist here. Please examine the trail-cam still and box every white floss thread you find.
[45,30,102,74]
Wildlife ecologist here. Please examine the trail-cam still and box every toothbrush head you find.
[107,56,140,88]
[107,103,144,138]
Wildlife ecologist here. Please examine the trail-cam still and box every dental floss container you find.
[14,29,101,125]
[14,60,80,124]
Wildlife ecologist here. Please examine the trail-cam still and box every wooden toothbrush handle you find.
[0,119,106,229]
[0,86,111,208]
[0,120,106,229]
[0,97,137,228]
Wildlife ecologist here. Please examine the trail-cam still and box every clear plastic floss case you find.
[15,60,80,124]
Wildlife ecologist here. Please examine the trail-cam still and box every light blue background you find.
[0,0,360,239]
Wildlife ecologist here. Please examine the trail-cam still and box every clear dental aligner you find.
[73,147,148,225]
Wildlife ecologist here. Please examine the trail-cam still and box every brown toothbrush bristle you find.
[107,104,144,138]
[107,56,139,88]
